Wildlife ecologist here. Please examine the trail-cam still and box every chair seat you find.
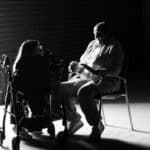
[102,93,123,100]
[95,90,126,100]
[95,79,126,100]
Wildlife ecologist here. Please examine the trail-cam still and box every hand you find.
[68,61,79,72]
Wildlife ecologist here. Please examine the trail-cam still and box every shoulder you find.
[110,39,123,50]
[106,39,124,56]
[87,40,96,47]
[107,39,123,51]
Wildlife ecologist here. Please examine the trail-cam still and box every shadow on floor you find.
[23,134,150,150]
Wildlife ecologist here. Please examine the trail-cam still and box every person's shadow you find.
[23,133,149,150]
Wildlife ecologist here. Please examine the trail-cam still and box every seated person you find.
[11,40,51,132]
[60,21,124,138]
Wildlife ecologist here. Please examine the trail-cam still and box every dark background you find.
[0,0,147,80]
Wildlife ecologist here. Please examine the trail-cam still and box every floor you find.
[0,79,150,150]
[0,102,150,150]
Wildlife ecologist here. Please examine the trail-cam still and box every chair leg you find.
[123,79,134,131]
[125,95,134,131]
[101,103,107,126]
[98,99,107,126]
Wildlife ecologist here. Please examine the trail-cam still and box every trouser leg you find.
[60,79,88,123]
[77,81,100,126]
[60,83,81,122]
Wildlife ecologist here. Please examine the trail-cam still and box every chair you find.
[96,58,134,131]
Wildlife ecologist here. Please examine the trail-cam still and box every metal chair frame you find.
[97,74,134,131]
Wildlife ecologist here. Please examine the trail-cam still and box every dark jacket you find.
[12,55,50,95]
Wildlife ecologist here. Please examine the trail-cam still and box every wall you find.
[0,0,143,67]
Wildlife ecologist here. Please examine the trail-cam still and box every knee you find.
[59,83,72,103]
[77,86,90,101]
[77,84,97,101]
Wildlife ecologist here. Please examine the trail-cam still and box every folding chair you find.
[96,57,134,130]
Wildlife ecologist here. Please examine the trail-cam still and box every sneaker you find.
[19,117,43,132]
[12,125,32,140]
[89,121,104,141]
[68,120,84,134]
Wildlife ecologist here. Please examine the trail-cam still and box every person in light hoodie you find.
[60,21,124,139]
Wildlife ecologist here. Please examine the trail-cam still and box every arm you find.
[80,64,107,76]
[68,40,95,74]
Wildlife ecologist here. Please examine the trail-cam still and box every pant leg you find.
[50,81,62,114]
[28,93,48,116]
[60,77,89,123]
[77,80,100,126]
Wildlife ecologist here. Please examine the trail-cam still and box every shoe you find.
[31,130,43,140]
[12,125,32,140]
[68,120,84,134]
[50,112,63,121]
[89,121,104,142]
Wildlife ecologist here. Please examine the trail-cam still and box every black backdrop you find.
[0,0,146,79]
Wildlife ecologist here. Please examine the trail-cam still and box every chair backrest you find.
[100,51,128,99]
[119,51,128,78]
